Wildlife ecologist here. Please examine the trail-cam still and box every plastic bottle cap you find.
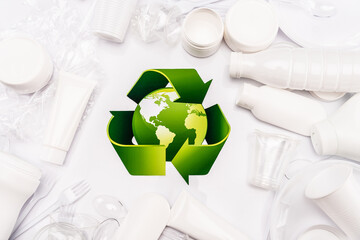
[229,52,243,78]
[310,91,346,102]
[235,82,260,110]
[0,37,53,94]
[224,0,278,52]
[311,121,338,156]
[42,145,67,166]
[182,8,224,58]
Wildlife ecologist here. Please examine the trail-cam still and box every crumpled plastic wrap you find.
[0,0,103,142]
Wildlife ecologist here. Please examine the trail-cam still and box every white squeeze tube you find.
[311,93,360,161]
[236,83,327,136]
[42,71,97,165]
[168,191,251,240]
[229,48,360,93]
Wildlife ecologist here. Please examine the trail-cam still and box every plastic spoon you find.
[276,0,336,18]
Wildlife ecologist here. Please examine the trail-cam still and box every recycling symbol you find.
[107,69,230,183]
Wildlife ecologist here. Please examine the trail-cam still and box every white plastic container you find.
[114,193,170,240]
[224,0,278,52]
[236,83,327,136]
[305,165,360,239]
[92,0,138,43]
[311,93,360,161]
[168,191,250,240]
[42,71,96,165]
[0,37,53,94]
[182,8,224,58]
[230,48,360,93]
[0,151,41,239]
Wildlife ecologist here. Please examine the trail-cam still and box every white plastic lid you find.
[236,82,260,110]
[310,91,346,102]
[0,37,53,94]
[182,8,223,57]
[310,121,338,156]
[42,145,67,166]
[225,0,279,52]
[0,151,41,181]
[298,225,346,240]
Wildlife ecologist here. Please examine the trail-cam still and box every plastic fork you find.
[11,180,90,239]
[12,169,59,232]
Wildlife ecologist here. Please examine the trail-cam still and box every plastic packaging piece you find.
[230,49,360,93]
[42,71,96,165]
[0,37,53,94]
[113,193,170,240]
[182,8,224,58]
[92,0,139,43]
[275,0,336,18]
[34,223,87,240]
[305,164,360,239]
[93,195,127,220]
[168,191,250,240]
[298,225,347,240]
[236,83,327,136]
[132,2,182,44]
[224,0,278,52]
[311,93,360,161]
[0,151,41,240]
[249,130,298,190]
[309,91,346,102]
[160,227,193,240]
[93,219,120,240]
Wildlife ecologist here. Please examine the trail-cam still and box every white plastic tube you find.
[43,71,96,165]
[236,83,327,136]
[311,93,360,161]
[0,152,41,239]
[113,193,170,240]
[230,49,360,92]
[168,191,250,240]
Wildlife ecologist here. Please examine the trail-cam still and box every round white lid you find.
[0,37,53,94]
[310,91,346,102]
[298,226,346,240]
[225,0,279,52]
[183,8,224,48]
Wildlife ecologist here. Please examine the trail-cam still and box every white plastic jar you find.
[0,151,42,239]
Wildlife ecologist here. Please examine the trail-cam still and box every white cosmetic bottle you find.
[230,48,360,93]
[0,152,41,239]
[311,93,360,161]
[236,83,327,136]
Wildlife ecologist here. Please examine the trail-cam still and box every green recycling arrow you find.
[107,69,230,183]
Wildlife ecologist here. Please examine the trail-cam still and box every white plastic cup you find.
[92,0,138,43]
[305,164,360,240]
[249,130,298,190]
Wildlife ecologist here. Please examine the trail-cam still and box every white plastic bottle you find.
[311,93,360,161]
[0,152,41,239]
[236,83,327,136]
[230,48,360,93]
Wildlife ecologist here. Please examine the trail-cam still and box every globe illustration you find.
[132,88,208,161]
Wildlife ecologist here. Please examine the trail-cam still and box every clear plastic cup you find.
[249,130,298,190]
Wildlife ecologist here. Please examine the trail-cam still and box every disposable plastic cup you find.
[305,164,360,240]
[92,0,138,43]
[249,130,298,191]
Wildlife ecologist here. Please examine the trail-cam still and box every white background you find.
[0,0,349,239]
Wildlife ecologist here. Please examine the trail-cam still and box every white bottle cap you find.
[229,52,244,78]
[311,121,338,156]
[224,0,278,52]
[0,37,53,94]
[182,8,224,58]
[42,145,67,166]
[236,82,260,110]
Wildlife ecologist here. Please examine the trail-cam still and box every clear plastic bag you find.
[0,0,104,142]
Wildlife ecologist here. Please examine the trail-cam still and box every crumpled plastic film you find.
[0,0,104,142]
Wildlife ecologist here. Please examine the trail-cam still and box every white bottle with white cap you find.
[0,152,41,239]
[230,48,360,93]
[236,83,327,136]
[311,93,360,161]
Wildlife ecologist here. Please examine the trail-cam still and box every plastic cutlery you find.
[11,180,90,239]
[12,170,58,232]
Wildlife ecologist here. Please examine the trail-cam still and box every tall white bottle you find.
[236,83,327,136]
[311,93,360,161]
[230,48,360,93]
